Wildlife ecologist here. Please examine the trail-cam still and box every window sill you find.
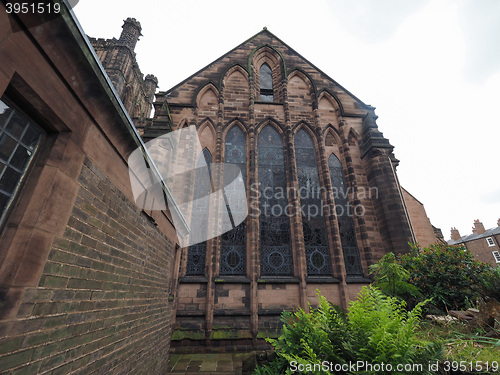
[214,277,251,283]
[254,101,283,105]
[345,275,372,284]
[179,276,208,283]
[214,309,251,316]
[305,277,340,284]
[257,277,300,283]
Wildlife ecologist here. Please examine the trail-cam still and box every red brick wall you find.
[0,159,175,374]
[402,188,439,247]
[465,235,500,267]
[0,5,178,373]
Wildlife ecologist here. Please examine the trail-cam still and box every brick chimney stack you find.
[473,219,486,235]
[497,218,500,227]
[450,227,461,241]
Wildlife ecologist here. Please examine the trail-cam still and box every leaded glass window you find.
[328,154,363,276]
[295,129,332,276]
[220,126,246,275]
[0,99,42,225]
[259,63,274,102]
[185,149,212,276]
[258,125,293,275]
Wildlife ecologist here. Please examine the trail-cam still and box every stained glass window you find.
[295,129,332,276]
[258,125,293,275]
[259,63,274,102]
[185,148,212,276]
[220,126,247,275]
[328,154,363,276]
[0,98,42,225]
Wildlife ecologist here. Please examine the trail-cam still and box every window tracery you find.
[258,125,293,275]
[220,126,247,275]
[185,149,212,276]
[328,154,363,276]
[295,129,332,276]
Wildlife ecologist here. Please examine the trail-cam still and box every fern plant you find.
[263,295,350,374]
[254,287,442,375]
[369,252,421,301]
[347,286,441,373]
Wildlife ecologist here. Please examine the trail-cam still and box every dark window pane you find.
[185,149,213,276]
[0,167,21,194]
[0,193,9,214]
[260,63,273,90]
[0,98,42,224]
[5,113,26,139]
[260,94,274,102]
[10,145,31,170]
[0,100,9,119]
[258,125,293,276]
[0,134,17,162]
[185,243,207,276]
[295,129,332,276]
[259,63,274,102]
[22,126,41,150]
[220,126,247,276]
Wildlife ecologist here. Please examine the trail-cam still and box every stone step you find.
[167,352,254,374]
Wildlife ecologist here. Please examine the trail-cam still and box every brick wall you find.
[0,159,175,374]
[402,188,438,247]
[465,234,500,267]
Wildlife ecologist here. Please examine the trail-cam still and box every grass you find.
[417,320,500,373]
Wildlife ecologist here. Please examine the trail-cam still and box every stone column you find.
[313,109,348,308]
[338,119,372,273]
[248,72,260,347]
[360,113,414,254]
[283,80,307,310]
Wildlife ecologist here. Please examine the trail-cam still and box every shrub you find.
[254,287,441,375]
[482,265,500,300]
[398,244,496,312]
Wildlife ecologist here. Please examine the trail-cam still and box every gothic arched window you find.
[259,63,274,102]
[328,154,363,276]
[185,148,212,276]
[295,129,332,276]
[258,125,293,275]
[220,126,247,275]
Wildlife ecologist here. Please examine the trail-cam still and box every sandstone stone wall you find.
[150,29,415,350]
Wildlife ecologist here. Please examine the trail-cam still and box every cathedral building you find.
[143,27,439,350]
[88,18,159,134]
[0,3,441,371]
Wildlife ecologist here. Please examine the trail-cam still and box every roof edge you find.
[162,28,372,109]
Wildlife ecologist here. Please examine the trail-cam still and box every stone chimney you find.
[497,218,500,227]
[118,18,142,51]
[473,219,485,235]
[450,227,461,241]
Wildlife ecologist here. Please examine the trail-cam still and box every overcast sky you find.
[73,0,500,241]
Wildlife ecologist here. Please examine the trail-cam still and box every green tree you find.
[399,243,495,312]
